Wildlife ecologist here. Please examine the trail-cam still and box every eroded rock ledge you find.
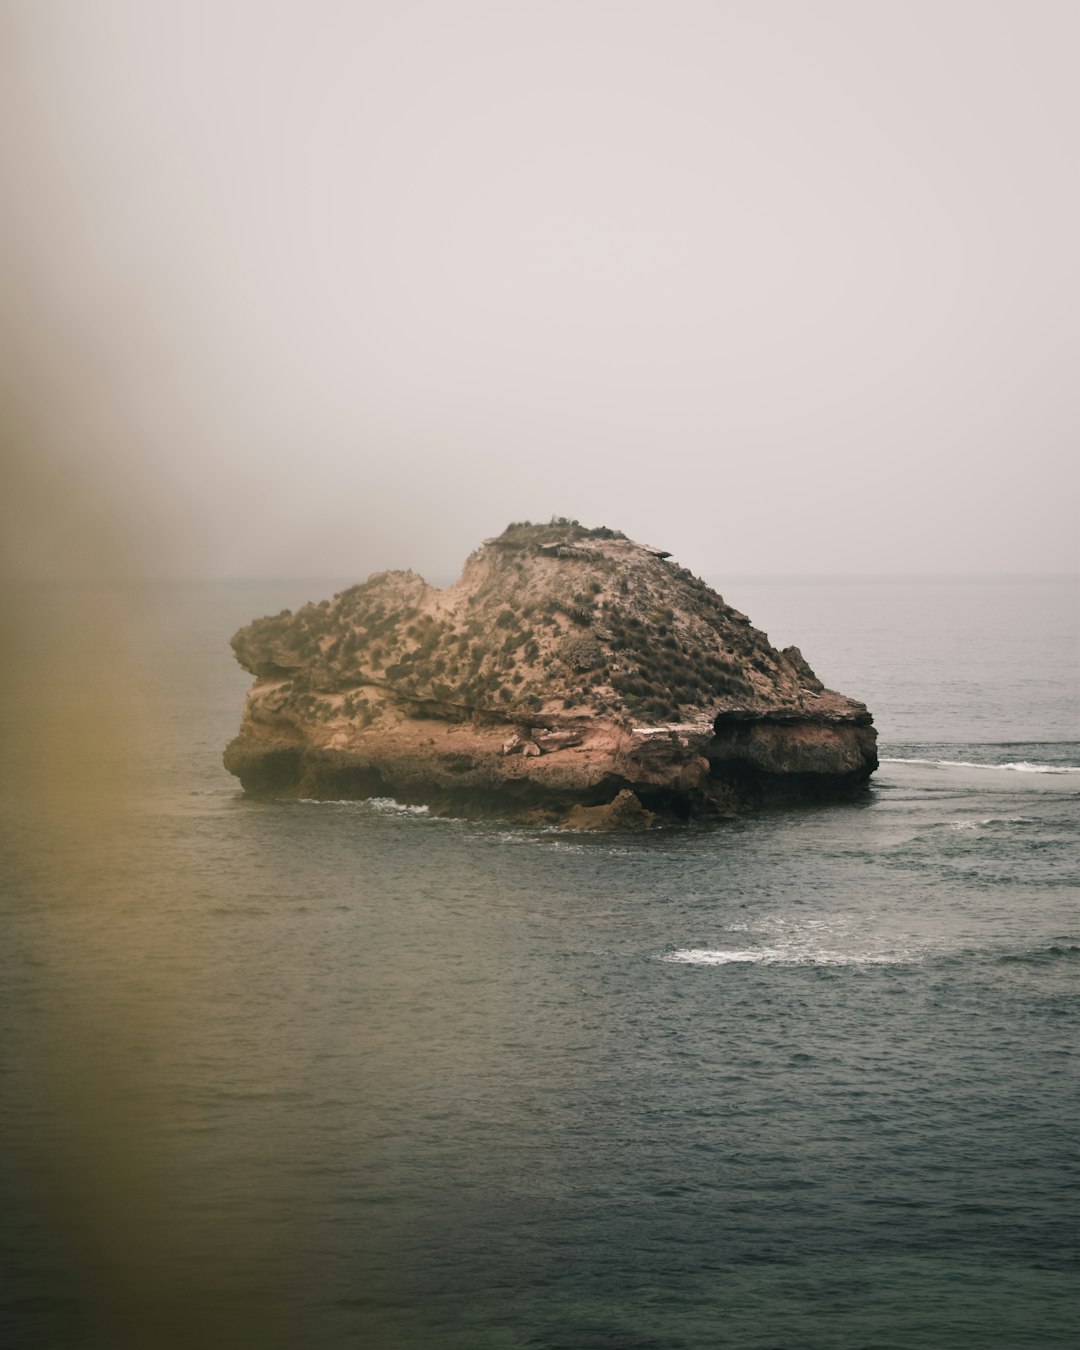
[223,521,877,826]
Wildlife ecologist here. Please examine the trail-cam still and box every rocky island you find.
[224,521,878,826]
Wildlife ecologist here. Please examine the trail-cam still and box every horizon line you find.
[7,571,1078,586]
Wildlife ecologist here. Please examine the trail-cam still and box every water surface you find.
[2,576,1077,1349]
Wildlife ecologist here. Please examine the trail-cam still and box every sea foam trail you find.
[663,947,915,968]
[946,816,1035,830]
[881,757,1080,774]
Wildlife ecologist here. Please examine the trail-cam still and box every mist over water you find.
[1,575,1077,1349]
[715,575,1079,744]
[3,2,1078,583]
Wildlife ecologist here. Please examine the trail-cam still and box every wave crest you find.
[998,943,1080,965]
[881,757,1080,774]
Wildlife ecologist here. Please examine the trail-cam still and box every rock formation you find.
[224,521,877,825]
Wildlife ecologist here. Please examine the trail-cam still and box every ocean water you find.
[1,576,1077,1349]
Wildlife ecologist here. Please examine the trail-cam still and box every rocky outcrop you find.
[223,520,877,825]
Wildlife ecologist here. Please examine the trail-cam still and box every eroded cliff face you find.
[223,522,877,825]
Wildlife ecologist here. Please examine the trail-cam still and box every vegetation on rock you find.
[231,519,820,732]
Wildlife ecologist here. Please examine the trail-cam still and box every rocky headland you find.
[224,521,878,826]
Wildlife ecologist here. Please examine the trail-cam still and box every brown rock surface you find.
[223,520,878,825]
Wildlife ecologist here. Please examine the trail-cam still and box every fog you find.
[2,0,1077,582]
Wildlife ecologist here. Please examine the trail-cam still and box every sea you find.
[1,575,1077,1350]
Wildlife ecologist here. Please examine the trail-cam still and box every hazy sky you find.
[2,0,1077,580]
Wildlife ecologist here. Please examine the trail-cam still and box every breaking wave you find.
[881,758,1080,774]
[367,797,431,815]
[295,796,431,815]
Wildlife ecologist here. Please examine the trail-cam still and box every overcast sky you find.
[1,0,1077,580]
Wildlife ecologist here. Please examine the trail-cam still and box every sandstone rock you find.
[223,520,878,825]
[781,645,825,693]
[562,790,656,831]
[534,730,584,753]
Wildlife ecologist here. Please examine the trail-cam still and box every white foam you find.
[366,797,431,816]
[665,947,785,965]
[663,946,912,968]
[295,796,431,815]
[948,815,1034,831]
[881,757,1080,774]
